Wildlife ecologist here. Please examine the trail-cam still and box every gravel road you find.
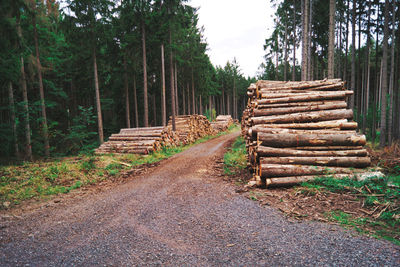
[1,131,399,266]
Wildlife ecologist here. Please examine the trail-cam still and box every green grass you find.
[0,125,240,209]
[223,136,247,175]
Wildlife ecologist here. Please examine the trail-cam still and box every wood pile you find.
[211,115,234,132]
[167,115,215,144]
[241,79,371,187]
[95,126,180,155]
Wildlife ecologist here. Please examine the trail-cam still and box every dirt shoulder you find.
[1,131,399,266]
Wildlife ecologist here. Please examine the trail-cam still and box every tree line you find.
[0,0,253,160]
[260,0,399,148]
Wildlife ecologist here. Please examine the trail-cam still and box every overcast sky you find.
[190,0,276,77]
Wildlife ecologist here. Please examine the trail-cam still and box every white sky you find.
[190,0,276,77]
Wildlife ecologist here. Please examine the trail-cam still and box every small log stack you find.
[211,115,234,132]
[167,115,215,144]
[95,126,180,155]
[241,79,371,187]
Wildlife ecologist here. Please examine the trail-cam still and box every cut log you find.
[265,174,356,186]
[249,127,356,137]
[255,100,346,109]
[284,146,364,150]
[259,163,362,178]
[256,146,368,157]
[257,132,366,147]
[251,109,353,125]
[257,91,352,104]
[260,156,371,168]
[252,101,348,117]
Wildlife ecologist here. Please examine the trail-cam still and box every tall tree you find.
[327,0,336,78]
[380,0,390,148]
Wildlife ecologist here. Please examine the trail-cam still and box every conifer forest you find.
[0,0,399,160]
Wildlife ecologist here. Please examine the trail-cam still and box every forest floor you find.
[222,138,400,246]
[1,131,399,266]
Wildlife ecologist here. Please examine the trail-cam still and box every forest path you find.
[1,131,399,266]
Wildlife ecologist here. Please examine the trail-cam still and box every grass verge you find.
[0,125,240,210]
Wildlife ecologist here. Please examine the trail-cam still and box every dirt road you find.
[1,132,399,266]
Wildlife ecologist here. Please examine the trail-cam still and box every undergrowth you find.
[300,176,400,245]
[0,125,240,209]
[223,136,247,175]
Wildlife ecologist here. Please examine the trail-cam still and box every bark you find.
[209,95,212,119]
[187,82,191,115]
[260,156,370,168]
[182,80,186,115]
[174,62,178,115]
[32,7,50,156]
[257,91,352,104]
[292,0,297,81]
[260,164,362,178]
[327,0,336,78]
[350,0,356,109]
[123,54,130,128]
[93,49,104,144]
[251,109,353,125]
[161,44,166,126]
[255,100,346,108]
[265,174,363,186]
[249,120,357,132]
[301,0,309,81]
[388,1,396,145]
[191,68,195,114]
[253,101,347,117]
[256,146,368,157]
[307,0,313,80]
[152,94,156,126]
[257,132,366,147]
[133,75,139,128]
[284,19,288,81]
[362,0,372,133]
[169,30,176,131]
[380,0,390,147]
[142,22,149,127]
[8,82,19,157]
[344,0,350,81]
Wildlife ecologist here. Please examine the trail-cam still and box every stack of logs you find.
[167,115,215,144]
[211,115,234,132]
[95,126,180,155]
[242,79,371,187]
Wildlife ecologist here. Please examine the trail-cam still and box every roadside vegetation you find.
[223,136,400,245]
[0,125,239,210]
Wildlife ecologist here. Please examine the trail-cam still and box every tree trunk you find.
[249,120,357,132]
[327,0,336,79]
[253,101,347,116]
[260,156,370,168]
[380,0,390,148]
[123,54,130,128]
[142,22,149,127]
[187,82,191,115]
[256,146,368,157]
[251,109,353,125]
[93,49,104,144]
[257,91,352,104]
[169,30,176,131]
[133,74,139,128]
[32,8,50,157]
[161,44,166,126]
[260,164,363,178]
[362,0,372,134]
[191,68,195,114]
[292,0,297,81]
[307,0,313,80]
[388,1,396,145]
[257,132,366,147]
[175,62,179,115]
[344,0,349,82]
[182,79,186,115]
[284,20,288,81]
[8,82,19,158]
[152,93,156,126]
[350,0,356,109]
[301,0,309,81]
